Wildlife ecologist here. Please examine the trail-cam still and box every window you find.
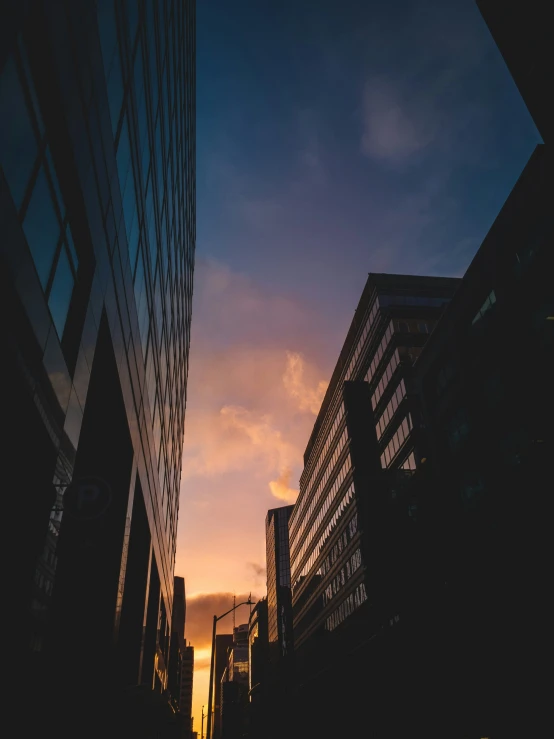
[418,322,429,334]
[398,321,409,333]
[48,248,75,338]
[472,290,496,325]
[22,167,62,289]
[0,55,39,209]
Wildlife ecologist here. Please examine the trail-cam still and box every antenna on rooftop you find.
[233,593,236,633]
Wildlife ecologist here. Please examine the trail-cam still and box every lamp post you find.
[206,598,253,739]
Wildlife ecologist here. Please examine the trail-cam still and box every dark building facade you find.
[213,633,233,739]
[220,626,249,739]
[265,505,294,663]
[168,576,186,702]
[288,274,460,737]
[1,1,195,735]
[248,598,269,703]
[476,0,551,143]
[180,644,195,737]
[413,143,552,738]
[247,599,269,739]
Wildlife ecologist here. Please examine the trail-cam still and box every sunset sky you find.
[175,0,539,728]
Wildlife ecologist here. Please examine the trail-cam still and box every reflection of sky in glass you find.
[0,56,38,209]
[22,167,60,289]
[48,248,74,339]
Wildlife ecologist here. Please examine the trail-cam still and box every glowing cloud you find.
[283,351,328,415]
[269,467,298,503]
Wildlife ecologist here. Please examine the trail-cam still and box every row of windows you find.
[396,319,432,334]
[319,512,359,578]
[292,480,355,596]
[343,297,381,382]
[0,47,80,342]
[376,379,407,441]
[371,349,401,410]
[378,295,451,308]
[323,548,363,606]
[291,458,352,581]
[294,403,346,535]
[380,414,413,469]
[400,452,417,471]
[365,320,395,387]
[292,297,382,536]
[325,582,368,632]
[290,427,348,556]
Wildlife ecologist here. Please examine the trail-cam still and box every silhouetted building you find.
[248,599,269,739]
[1,1,196,736]
[168,577,191,736]
[180,645,194,736]
[288,274,460,737]
[213,633,233,739]
[220,627,249,739]
[477,0,551,143]
[266,506,294,663]
[413,143,552,738]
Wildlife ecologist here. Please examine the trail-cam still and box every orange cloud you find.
[283,351,328,414]
[269,467,298,503]
[185,592,260,650]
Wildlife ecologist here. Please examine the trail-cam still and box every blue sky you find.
[196,0,539,323]
[181,0,540,721]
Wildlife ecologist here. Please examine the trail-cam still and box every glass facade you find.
[1,0,195,724]
[266,506,294,660]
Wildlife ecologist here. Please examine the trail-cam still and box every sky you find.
[175,0,540,728]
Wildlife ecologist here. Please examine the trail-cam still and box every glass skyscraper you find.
[266,505,294,663]
[1,0,195,734]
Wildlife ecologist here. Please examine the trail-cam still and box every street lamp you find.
[206,598,254,739]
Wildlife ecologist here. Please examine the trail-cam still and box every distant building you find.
[180,645,194,734]
[266,506,294,663]
[213,634,233,739]
[248,599,269,739]
[169,577,186,708]
[220,626,250,739]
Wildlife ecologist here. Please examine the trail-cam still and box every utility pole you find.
[201,705,206,739]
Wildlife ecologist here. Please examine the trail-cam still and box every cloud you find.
[246,562,267,589]
[247,562,266,579]
[268,467,298,503]
[185,592,260,650]
[361,76,436,163]
[283,351,328,415]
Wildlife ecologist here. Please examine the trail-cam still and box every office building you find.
[288,274,459,737]
[213,633,233,739]
[265,505,294,664]
[219,626,249,739]
[248,598,269,702]
[1,1,195,734]
[414,143,552,737]
[248,599,269,739]
[476,0,550,143]
[180,644,195,736]
[168,576,186,705]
